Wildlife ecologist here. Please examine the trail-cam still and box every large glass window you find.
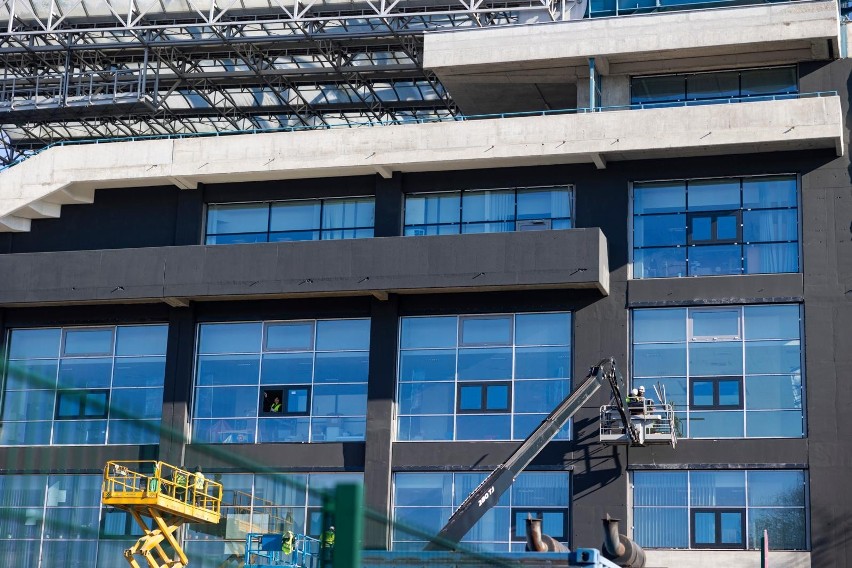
[633,176,798,279]
[0,473,145,568]
[404,186,573,236]
[185,472,362,567]
[633,470,807,550]
[631,67,797,107]
[192,319,370,444]
[206,197,375,244]
[632,305,803,439]
[393,471,570,552]
[2,325,168,446]
[397,312,571,441]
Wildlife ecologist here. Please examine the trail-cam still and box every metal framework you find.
[0,0,574,165]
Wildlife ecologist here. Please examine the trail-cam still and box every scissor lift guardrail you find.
[102,460,223,568]
[245,532,321,568]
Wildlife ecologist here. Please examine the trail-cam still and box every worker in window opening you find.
[271,396,282,413]
[173,467,189,502]
[627,388,643,415]
[193,466,206,506]
[282,530,295,559]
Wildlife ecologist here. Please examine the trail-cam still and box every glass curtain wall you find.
[185,472,362,568]
[631,67,797,106]
[206,197,375,244]
[632,305,804,438]
[192,319,370,444]
[404,186,573,236]
[633,176,799,279]
[2,325,168,446]
[397,313,571,441]
[0,474,141,568]
[393,471,570,552]
[633,470,807,550]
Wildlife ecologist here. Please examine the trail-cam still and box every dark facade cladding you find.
[0,59,850,565]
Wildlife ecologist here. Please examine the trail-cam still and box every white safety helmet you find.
[638,385,646,394]
[630,389,639,396]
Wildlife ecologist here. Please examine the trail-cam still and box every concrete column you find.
[363,295,400,549]
[374,173,403,237]
[159,305,197,466]
[601,75,630,108]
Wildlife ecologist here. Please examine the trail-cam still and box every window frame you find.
[689,377,743,410]
[204,196,376,244]
[403,185,574,236]
[456,381,512,414]
[686,210,742,245]
[260,385,312,417]
[630,65,799,107]
[690,508,747,549]
[54,389,110,420]
[631,304,805,439]
[631,175,800,280]
[510,507,569,542]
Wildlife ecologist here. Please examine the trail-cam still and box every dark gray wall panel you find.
[6,186,181,253]
[0,445,158,474]
[184,442,365,472]
[628,273,804,307]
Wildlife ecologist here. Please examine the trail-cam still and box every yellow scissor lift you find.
[102,460,223,568]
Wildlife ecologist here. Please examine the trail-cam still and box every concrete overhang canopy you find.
[0,229,611,305]
[423,1,840,113]
[0,94,842,231]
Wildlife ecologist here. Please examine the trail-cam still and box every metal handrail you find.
[0,90,838,171]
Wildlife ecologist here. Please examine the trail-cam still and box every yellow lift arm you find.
[102,460,223,568]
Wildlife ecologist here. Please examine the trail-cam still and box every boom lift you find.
[102,460,223,568]
[425,358,676,551]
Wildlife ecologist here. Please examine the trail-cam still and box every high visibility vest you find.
[271,402,282,412]
[322,530,335,548]
[175,472,188,487]
[282,531,295,554]
[195,473,206,491]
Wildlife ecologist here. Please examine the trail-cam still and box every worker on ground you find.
[173,466,189,502]
[193,466,206,506]
[282,530,295,559]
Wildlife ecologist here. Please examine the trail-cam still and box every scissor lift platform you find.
[102,460,223,568]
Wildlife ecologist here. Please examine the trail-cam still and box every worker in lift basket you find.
[637,385,654,413]
[627,388,643,415]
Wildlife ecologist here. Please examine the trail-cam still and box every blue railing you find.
[0,91,837,172]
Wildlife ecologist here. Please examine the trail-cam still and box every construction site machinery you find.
[102,460,223,568]
[599,397,677,447]
[244,532,321,568]
[425,357,666,551]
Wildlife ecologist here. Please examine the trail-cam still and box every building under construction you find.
[0,0,850,566]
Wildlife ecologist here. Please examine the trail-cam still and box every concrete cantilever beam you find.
[0,94,844,232]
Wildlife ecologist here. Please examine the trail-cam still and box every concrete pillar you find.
[363,296,400,549]
[159,306,196,466]
[601,75,630,108]
[374,173,403,238]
